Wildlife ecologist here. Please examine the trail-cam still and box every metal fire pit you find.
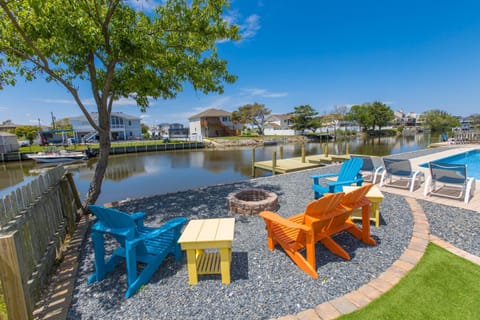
[227,189,279,215]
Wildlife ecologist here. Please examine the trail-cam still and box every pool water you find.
[420,149,480,179]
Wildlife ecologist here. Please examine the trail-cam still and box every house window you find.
[129,121,132,126]
[222,116,230,122]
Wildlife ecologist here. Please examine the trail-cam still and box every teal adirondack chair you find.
[311,157,364,199]
[88,205,187,298]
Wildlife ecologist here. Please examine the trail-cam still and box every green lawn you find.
[340,243,480,319]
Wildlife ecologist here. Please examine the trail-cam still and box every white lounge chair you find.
[424,162,476,203]
[380,158,424,192]
[351,155,384,184]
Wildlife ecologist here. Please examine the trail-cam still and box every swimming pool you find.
[420,149,480,179]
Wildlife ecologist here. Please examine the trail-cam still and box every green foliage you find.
[341,244,480,319]
[1,0,239,204]
[141,123,150,139]
[421,109,460,132]
[15,125,39,144]
[345,101,394,131]
[231,102,271,135]
[289,105,319,133]
[345,104,374,131]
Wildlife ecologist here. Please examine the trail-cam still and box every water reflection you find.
[1,134,435,204]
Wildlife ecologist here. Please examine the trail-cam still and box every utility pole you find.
[51,112,56,130]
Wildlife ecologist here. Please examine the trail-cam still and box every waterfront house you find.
[0,132,19,153]
[264,114,300,135]
[188,108,240,138]
[149,123,189,139]
[70,112,142,142]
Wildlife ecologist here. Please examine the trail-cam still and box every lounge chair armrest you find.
[134,217,187,243]
[259,211,311,232]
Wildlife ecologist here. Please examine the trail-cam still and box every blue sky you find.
[1,0,480,127]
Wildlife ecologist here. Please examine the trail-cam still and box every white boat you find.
[27,149,87,163]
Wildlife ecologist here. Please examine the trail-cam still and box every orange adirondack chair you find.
[314,183,376,261]
[259,192,345,279]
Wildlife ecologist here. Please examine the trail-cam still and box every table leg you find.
[219,247,231,284]
[186,249,198,285]
[361,204,376,245]
[371,201,380,228]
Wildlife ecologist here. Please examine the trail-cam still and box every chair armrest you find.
[91,221,133,237]
[134,217,187,243]
[310,173,337,180]
[130,211,146,221]
[326,178,363,189]
[259,211,310,232]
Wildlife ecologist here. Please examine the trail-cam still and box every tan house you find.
[188,108,240,138]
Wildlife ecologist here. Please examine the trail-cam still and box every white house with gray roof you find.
[70,112,142,142]
[188,108,241,138]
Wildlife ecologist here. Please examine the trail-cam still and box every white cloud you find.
[139,114,151,119]
[242,88,288,98]
[239,14,261,41]
[126,0,160,12]
[0,106,7,111]
[221,12,261,43]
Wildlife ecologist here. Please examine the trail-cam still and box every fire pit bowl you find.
[227,189,279,215]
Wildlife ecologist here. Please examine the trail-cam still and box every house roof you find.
[188,108,231,120]
[267,114,292,121]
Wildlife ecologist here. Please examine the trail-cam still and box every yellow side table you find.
[343,185,384,227]
[178,218,235,285]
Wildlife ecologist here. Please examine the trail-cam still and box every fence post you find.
[0,231,32,320]
[301,143,305,163]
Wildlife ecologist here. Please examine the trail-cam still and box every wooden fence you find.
[0,166,81,320]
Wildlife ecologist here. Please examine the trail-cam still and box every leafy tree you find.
[54,118,73,131]
[141,123,150,139]
[345,104,374,131]
[231,103,271,135]
[289,105,318,134]
[15,126,39,145]
[1,0,239,206]
[371,101,394,130]
[421,109,460,132]
[345,101,394,131]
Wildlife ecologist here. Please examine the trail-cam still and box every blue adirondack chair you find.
[311,157,364,199]
[88,205,187,298]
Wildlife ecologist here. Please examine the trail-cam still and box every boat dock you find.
[251,143,351,175]
[253,156,323,175]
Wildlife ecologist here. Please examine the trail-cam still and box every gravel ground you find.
[420,200,480,257]
[67,164,414,320]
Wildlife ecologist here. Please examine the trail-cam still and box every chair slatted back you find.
[337,158,364,181]
[430,162,467,185]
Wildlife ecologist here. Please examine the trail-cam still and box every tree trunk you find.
[84,121,111,207]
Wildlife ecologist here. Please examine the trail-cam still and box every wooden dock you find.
[253,156,323,175]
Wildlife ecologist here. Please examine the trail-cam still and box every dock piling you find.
[301,143,305,163]
[272,151,277,175]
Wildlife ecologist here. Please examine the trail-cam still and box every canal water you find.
[0,134,434,204]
